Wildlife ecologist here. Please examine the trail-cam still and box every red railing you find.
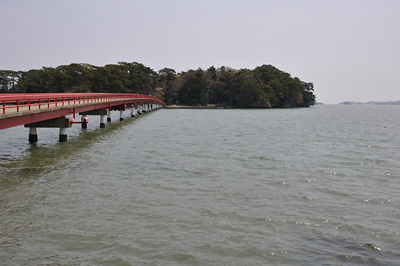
[0,93,164,115]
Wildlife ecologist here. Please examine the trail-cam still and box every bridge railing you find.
[0,93,163,115]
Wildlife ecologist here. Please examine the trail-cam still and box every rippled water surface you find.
[1,105,400,265]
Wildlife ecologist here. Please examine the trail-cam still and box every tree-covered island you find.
[0,62,316,108]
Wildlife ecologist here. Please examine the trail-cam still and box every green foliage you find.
[158,68,177,105]
[1,62,316,108]
[178,69,208,105]
[3,62,158,96]
[175,64,316,108]
[0,70,22,92]
[231,69,267,107]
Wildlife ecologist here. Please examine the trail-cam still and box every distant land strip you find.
[339,101,400,105]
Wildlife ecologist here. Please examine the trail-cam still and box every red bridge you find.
[0,93,164,142]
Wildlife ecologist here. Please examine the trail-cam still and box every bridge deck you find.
[0,93,164,130]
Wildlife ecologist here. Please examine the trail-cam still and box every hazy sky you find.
[1,0,399,104]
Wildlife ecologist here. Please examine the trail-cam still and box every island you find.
[1,62,316,108]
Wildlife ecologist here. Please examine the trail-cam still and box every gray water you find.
[1,105,399,265]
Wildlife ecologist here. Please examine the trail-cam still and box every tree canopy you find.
[1,62,316,108]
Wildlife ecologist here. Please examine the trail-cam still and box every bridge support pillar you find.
[25,117,71,143]
[137,105,142,115]
[79,109,109,128]
[81,115,88,129]
[100,115,106,128]
[120,110,124,121]
[107,110,111,122]
[29,127,38,143]
[59,127,68,142]
[131,106,136,117]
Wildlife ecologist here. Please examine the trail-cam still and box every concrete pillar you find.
[59,127,68,142]
[138,105,142,115]
[29,127,38,143]
[131,106,136,117]
[25,117,71,143]
[81,115,88,129]
[107,110,111,122]
[120,110,124,121]
[144,104,148,113]
[100,115,106,128]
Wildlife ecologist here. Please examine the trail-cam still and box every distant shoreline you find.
[339,101,400,105]
[164,105,224,109]
[163,105,314,109]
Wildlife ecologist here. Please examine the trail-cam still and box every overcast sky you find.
[1,0,399,104]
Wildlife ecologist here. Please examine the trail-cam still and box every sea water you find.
[1,105,399,265]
